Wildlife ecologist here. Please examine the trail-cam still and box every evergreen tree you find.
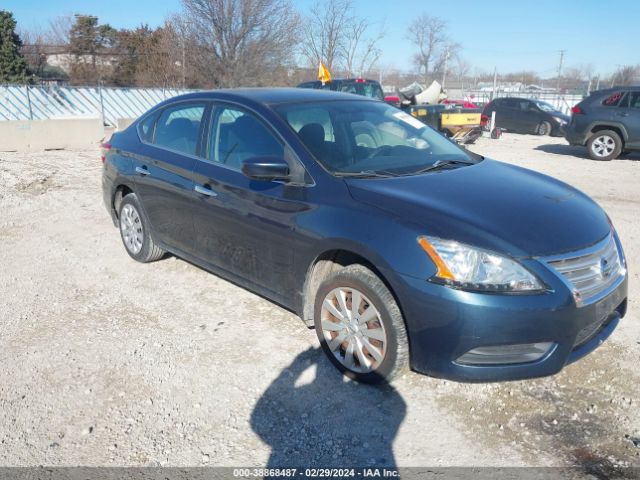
[0,10,29,83]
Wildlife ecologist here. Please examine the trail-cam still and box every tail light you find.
[100,142,111,164]
[571,106,583,114]
[480,114,489,126]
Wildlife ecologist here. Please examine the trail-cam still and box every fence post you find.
[26,85,34,120]
[98,83,106,125]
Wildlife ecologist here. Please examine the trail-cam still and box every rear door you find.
[191,104,309,298]
[492,99,515,130]
[517,99,539,133]
[618,91,640,147]
[132,101,208,254]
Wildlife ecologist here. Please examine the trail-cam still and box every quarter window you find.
[138,113,156,142]
[209,107,283,171]
[153,103,206,156]
[602,92,625,107]
[629,92,640,109]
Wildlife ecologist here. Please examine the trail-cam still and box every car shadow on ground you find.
[250,347,406,469]
[535,143,640,160]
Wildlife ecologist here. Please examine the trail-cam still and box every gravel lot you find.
[0,132,638,473]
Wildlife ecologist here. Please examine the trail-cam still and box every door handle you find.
[617,112,629,117]
[135,166,150,175]
[194,184,218,197]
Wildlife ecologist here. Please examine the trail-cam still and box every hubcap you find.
[539,123,549,135]
[120,204,144,254]
[592,135,615,157]
[320,287,387,373]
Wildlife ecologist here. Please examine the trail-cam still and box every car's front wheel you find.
[118,193,165,263]
[587,130,622,161]
[314,264,409,383]
[536,121,551,136]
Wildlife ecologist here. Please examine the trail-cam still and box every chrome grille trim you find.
[544,234,625,304]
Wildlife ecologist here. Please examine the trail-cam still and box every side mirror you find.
[241,156,290,181]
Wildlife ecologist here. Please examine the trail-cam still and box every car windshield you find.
[276,100,476,177]
[535,101,557,113]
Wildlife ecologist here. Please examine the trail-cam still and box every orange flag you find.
[318,62,332,85]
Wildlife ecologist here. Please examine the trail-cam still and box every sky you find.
[4,0,639,78]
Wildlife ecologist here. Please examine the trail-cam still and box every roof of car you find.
[590,86,640,95]
[169,87,379,106]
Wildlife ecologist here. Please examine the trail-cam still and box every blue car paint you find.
[102,88,628,382]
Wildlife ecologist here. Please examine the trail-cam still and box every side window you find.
[519,101,531,111]
[502,99,517,109]
[629,92,640,109]
[602,91,625,107]
[209,107,283,171]
[138,112,157,142]
[153,103,206,156]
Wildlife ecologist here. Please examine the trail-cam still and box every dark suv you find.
[565,87,640,160]
[297,78,385,101]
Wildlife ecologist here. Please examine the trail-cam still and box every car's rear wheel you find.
[536,121,551,136]
[118,193,165,263]
[314,264,409,383]
[587,130,622,161]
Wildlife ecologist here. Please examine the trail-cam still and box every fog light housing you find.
[456,342,554,365]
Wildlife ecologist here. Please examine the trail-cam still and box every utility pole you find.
[442,46,450,90]
[492,66,497,100]
[556,50,566,93]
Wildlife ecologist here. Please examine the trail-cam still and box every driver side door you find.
[191,104,309,299]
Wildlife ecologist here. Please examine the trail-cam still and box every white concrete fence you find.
[0,84,192,152]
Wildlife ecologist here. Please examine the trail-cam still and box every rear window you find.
[602,91,626,107]
[337,82,384,101]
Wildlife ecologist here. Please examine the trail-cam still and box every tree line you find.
[1,1,639,90]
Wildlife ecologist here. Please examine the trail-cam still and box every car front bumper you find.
[391,262,628,382]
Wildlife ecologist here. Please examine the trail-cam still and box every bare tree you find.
[341,18,384,77]
[178,0,301,88]
[301,0,352,72]
[610,64,640,86]
[300,0,384,77]
[48,15,73,45]
[406,15,448,82]
[19,28,48,78]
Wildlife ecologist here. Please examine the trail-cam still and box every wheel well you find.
[113,185,133,217]
[590,125,625,145]
[302,249,395,326]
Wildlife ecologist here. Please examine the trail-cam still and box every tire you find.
[587,130,622,161]
[118,193,165,263]
[536,121,551,136]
[313,264,409,384]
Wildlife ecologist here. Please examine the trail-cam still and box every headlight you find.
[417,236,544,293]
[552,116,567,125]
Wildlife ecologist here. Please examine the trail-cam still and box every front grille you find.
[547,235,624,303]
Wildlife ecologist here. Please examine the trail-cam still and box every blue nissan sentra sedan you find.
[102,88,628,383]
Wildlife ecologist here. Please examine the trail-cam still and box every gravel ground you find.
[0,133,638,472]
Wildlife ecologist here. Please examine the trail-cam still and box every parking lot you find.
[0,133,638,472]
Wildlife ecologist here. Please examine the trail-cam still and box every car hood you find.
[345,159,610,257]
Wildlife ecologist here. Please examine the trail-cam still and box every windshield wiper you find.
[334,170,401,179]
[409,159,476,175]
